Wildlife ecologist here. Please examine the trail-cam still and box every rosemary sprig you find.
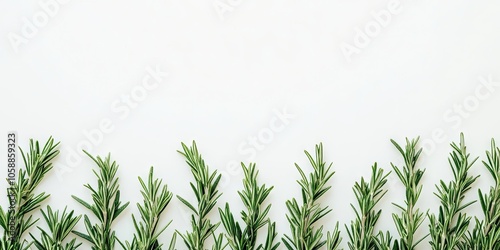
[176,141,224,250]
[428,133,479,250]
[282,143,342,250]
[0,137,59,250]
[71,152,130,250]
[462,139,500,250]
[375,231,393,250]
[119,166,176,250]
[389,137,427,250]
[29,206,82,250]
[219,163,279,250]
[346,163,389,250]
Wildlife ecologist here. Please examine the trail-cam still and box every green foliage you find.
[119,166,175,250]
[386,137,427,250]
[428,133,479,250]
[71,152,130,250]
[461,139,500,250]
[0,137,59,250]
[30,206,82,250]
[282,143,342,250]
[176,141,224,250]
[346,163,390,250]
[4,134,500,249]
[219,163,279,250]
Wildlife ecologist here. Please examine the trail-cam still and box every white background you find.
[1,0,500,249]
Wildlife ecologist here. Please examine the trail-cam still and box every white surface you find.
[1,0,500,249]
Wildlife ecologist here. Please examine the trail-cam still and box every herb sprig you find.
[219,162,279,250]
[30,206,81,250]
[347,163,389,250]
[282,143,342,250]
[428,133,479,250]
[462,138,500,250]
[119,166,175,250]
[72,152,130,250]
[0,137,59,250]
[388,137,427,250]
[176,141,224,250]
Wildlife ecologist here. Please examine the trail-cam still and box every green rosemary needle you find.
[428,133,479,250]
[389,137,427,250]
[219,162,279,250]
[462,138,500,250]
[119,166,176,250]
[0,137,59,250]
[176,141,224,250]
[346,163,389,250]
[282,143,342,250]
[30,206,82,250]
[71,152,130,250]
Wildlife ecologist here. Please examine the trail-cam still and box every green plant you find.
[7,134,500,249]
[462,139,500,250]
[0,137,59,250]
[219,163,279,250]
[30,206,81,250]
[428,133,479,250]
[386,137,427,250]
[71,152,129,250]
[176,141,224,250]
[346,163,389,250]
[282,143,342,250]
[119,166,176,250]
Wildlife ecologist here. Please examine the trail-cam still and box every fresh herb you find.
[346,163,389,250]
[30,206,82,250]
[462,139,500,250]
[119,166,175,250]
[282,143,342,250]
[219,162,279,250]
[0,137,59,250]
[176,141,224,250]
[428,133,479,250]
[71,152,130,250]
[388,137,427,250]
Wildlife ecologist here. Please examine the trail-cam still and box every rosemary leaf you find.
[29,206,82,250]
[428,133,479,250]
[119,166,175,250]
[0,137,59,250]
[282,143,342,250]
[462,138,500,250]
[176,141,224,250]
[71,152,130,250]
[347,163,390,250]
[388,137,427,250]
[219,162,279,250]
